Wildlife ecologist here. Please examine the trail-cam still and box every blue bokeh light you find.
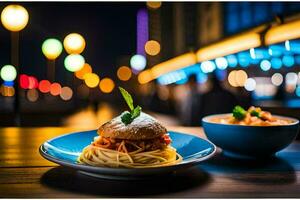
[282,55,295,67]
[296,86,300,97]
[3,81,14,87]
[271,57,282,69]
[197,72,208,84]
[226,55,238,68]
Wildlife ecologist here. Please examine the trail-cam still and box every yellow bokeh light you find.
[1,4,29,32]
[147,2,162,9]
[228,70,248,87]
[75,63,92,79]
[228,71,238,87]
[117,66,132,81]
[99,78,115,93]
[84,73,99,88]
[236,70,248,87]
[138,69,152,84]
[63,33,86,54]
[145,40,161,56]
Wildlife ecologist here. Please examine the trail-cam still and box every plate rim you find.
[39,130,217,172]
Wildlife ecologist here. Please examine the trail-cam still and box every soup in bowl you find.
[202,106,299,159]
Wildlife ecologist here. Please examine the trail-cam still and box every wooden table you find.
[0,127,300,198]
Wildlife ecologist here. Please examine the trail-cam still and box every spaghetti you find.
[78,137,182,168]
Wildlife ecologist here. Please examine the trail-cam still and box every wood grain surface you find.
[0,127,299,198]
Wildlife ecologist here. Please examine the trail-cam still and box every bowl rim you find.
[202,113,299,127]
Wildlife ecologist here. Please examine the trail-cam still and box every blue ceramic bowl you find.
[202,114,299,159]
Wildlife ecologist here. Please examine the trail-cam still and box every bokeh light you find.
[271,73,283,86]
[38,80,51,93]
[0,85,15,97]
[200,61,216,73]
[3,81,14,87]
[286,72,298,85]
[0,65,17,81]
[130,54,147,71]
[145,40,161,56]
[99,78,115,93]
[75,63,92,79]
[215,57,228,70]
[228,70,248,87]
[146,2,162,9]
[28,76,38,89]
[226,55,238,68]
[282,55,295,67]
[236,70,248,86]
[20,74,29,89]
[260,60,271,71]
[63,33,86,54]
[60,86,73,101]
[228,71,238,87]
[117,66,132,81]
[42,38,63,60]
[296,86,300,97]
[1,4,29,32]
[64,54,85,72]
[271,58,282,69]
[27,89,39,102]
[84,73,100,88]
[50,82,61,96]
[244,78,256,91]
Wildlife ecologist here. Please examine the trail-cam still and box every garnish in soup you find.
[212,105,293,126]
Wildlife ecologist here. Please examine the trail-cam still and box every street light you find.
[1,4,29,126]
[42,38,63,81]
[63,33,86,54]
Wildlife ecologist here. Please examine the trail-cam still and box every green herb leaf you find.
[250,110,260,118]
[131,106,141,119]
[121,111,133,125]
[119,87,134,111]
[232,105,247,120]
[118,87,142,125]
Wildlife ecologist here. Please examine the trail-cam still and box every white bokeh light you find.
[271,73,283,86]
[130,54,147,71]
[244,78,256,91]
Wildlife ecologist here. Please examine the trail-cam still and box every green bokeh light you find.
[0,65,17,81]
[64,54,85,72]
[42,38,63,60]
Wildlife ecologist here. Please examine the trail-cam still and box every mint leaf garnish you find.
[119,87,142,125]
[131,106,141,119]
[119,87,134,111]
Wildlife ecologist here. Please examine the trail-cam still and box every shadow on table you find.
[201,153,296,184]
[41,166,211,197]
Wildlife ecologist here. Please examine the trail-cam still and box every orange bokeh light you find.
[75,63,92,80]
[50,82,61,96]
[117,66,132,81]
[99,78,115,93]
[145,40,161,56]
[38,80,51,93]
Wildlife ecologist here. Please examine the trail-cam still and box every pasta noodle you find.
[78,139,182,168]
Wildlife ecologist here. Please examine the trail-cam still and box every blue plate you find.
[39,130,216,180]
